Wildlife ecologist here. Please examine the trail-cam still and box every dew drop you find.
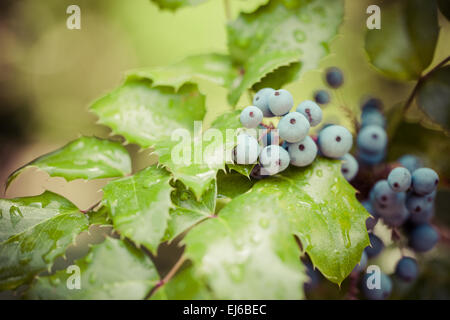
[293,30,306,42]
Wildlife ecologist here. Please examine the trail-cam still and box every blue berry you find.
[361,109,386,128]
[408,223,438,252]
[240,106,263,128]
[268,89,294,116]
[259,145,290,175]
[365,233,384,258]
[353,251,368,274]
[411,168,439,196]
[260,130,279,147]
[409,206,434,224]
[278,112,310,143]
[372,180,397,205]
[358,149,385,165]
[382,205,409,227]
[357,125,387,154]
[361,272,392,300]
[406,193,433,215]
[233,134,260,164]
[314,89,330,105]
[317,125,353,159]
[361,97,383,113]
[253,88,275,117]
[287,136,317,167]
[340,153,358,181]
[388,167,411,192]
[296,100,323,127]
[395,257,418,282]
[325,67,344,88]
[398,155,422,173]
[362,200,378,231]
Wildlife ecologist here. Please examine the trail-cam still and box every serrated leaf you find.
[90,79,206,148]
[151,265,213,300]
[26,237,159,299]
[150,0,208,11]
[217,169,254,199]
[102,166,172,253]
[227,0,344,104]
[0,192,89,290]
[7,136,131,189]
[154,110,242,199]
[184,158,369,293]
[365,0,439,81]
[417,66,450,130]
[127,54,235,90]
[227,163,255,178]
[164,180,216,242]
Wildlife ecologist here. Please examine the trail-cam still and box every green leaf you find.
[417,66,450,130]
[154,110,242,199]
[164,180,216,242]
[227,163,255,178]
[388,120,450,178]
[102,166,173,253]
[151,264,213,300]
[365,0,439,81]
[26,237,159,299]
[7,136,132,189]
[217,169,254,199]
[184,158,369,293]
[227,0,344,104]
[0,192,89,290]
[90,79,206,148]
[87,207,112,227]
[150,0,209,11]
[127,54,235,90]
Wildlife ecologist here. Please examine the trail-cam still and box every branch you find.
[145,255,186,299]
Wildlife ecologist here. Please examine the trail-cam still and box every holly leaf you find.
[150,0,209,11]
[6,136,132,189]
[0,192,89,290]
[90,78,206,148]
[227,0,344,104]
[26,237,159,299]
[365,0,439,81]
[227,163,255,178]
[154,110,242,199]
[184,158,369,295]
[127,54,235,90]
[417,66,450,131]
[164,180,216,242]
[102,166,173,253]
[217,169,254,199]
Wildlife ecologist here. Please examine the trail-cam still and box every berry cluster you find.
[235,68,352,176]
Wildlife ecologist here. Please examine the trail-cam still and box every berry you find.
[406,193,433,215]
[361,97,383,113]
[409,206,434,224]
[325,67,344,88]
[358,149,385,165]
[296,100,323,127]
[411,168,439,196]
[398,155,422,173]
[259,145,290,175]
[260,130,279,147]
[233,134,260,165]
[253,88,276,117]
[317,125,353,159]
[240,106,263,128]
[395,257,418,282]
[277,112,310,143]
[353,251,368,274]
[357,125,387,154]
[361,272,392,300]
[287,136,317,167]
[268,89,294,116]
[362,200,378,231]
[408,223,438,252]
[372,180,397,205]
[303,261,321,292]
[388,167,411,192]
[340,153,358,181]
[361,109,386,128]
[382,205,410,227]
[314,89,330,105]
[365,233,384,258]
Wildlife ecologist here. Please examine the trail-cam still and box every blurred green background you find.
[0,0,449,299]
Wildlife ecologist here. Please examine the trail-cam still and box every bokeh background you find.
[0,0,449,299]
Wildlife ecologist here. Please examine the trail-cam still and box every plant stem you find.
[403,55,450,114]
[145,255,186,299]
[223,0,232,21]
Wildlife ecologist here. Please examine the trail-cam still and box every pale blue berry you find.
[287,136,317,167]
[253,88,275,117]
[296,100,323,127]
[268,89,294,116]
[278,112,310,143]
[240,106,263,128]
